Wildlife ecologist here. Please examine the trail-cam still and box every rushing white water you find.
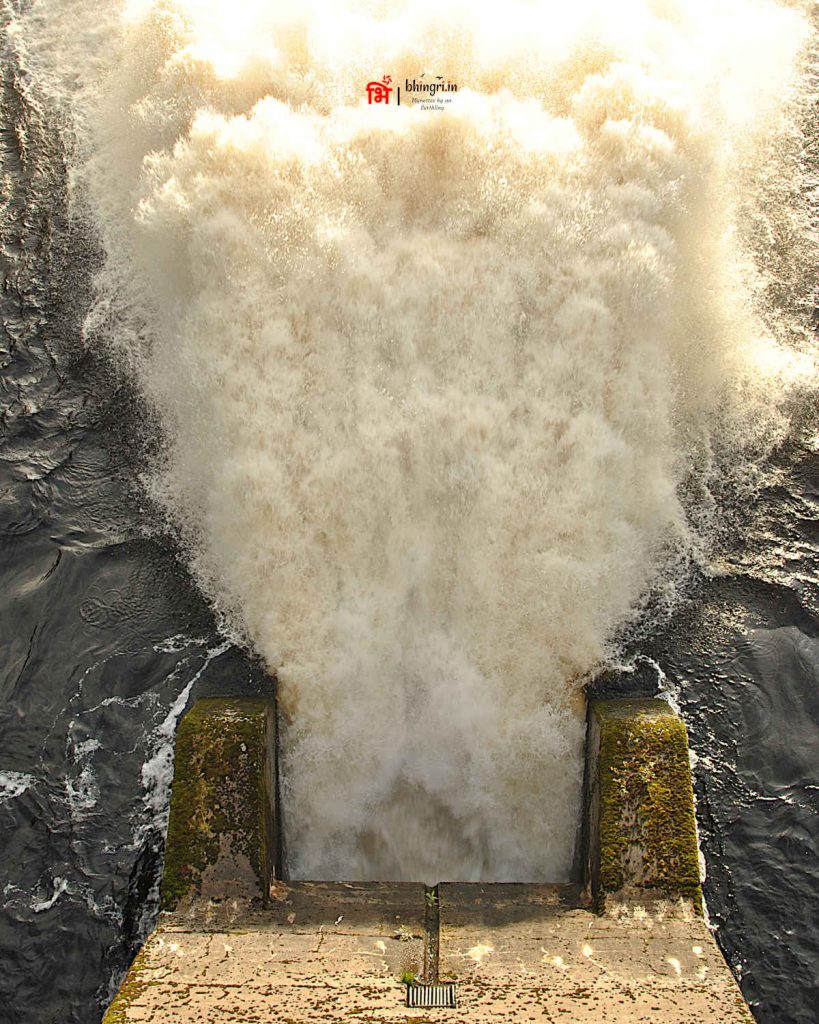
[13,0,815,880]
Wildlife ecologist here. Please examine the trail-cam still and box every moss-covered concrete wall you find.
[585,698,702,907]
[160,697,280,911]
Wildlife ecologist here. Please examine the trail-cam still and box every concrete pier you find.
[104,696,754,1023]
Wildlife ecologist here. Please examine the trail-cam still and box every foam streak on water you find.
[34,0,812,880]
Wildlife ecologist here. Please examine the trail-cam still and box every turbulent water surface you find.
[0,0,817,1021]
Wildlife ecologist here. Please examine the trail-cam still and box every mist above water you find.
[49,0,815,880]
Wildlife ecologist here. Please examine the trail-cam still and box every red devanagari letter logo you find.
[366,79,392,104]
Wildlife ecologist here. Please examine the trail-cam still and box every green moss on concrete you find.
[102,947,154,1024]
[160,697,274,911]
[592,698,702,905]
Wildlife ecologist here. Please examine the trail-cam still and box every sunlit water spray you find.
[13,0,815,880]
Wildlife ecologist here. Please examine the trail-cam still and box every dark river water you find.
[1,8,817,1024]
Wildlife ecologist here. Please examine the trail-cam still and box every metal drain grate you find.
[406,983,457,1008]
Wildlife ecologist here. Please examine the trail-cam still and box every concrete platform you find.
[439,883,752,1023]
[104,882,425,1023]
[104,881,752,1023]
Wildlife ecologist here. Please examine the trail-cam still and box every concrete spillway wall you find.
[158,698,281,912]
[584,698,703,908]
[103,695,754,1023]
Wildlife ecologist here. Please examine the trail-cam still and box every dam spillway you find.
[103,696,754,1023]
[64,0,814,890]
[1,0,816,1019]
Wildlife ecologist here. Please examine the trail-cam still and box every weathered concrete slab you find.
[105,882,752,1023]
[585,698,702,906]
[160,697,279,911]
[440,882,585,928]
[167,880,428,935]
[103,882,426,1024]
[438,884,753,1023]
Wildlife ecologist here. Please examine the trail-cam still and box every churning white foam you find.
[21,0,816,879]
[0,771,35,805]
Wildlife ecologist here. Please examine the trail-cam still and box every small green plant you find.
[400,970,417,986]
[424,890,437,907]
